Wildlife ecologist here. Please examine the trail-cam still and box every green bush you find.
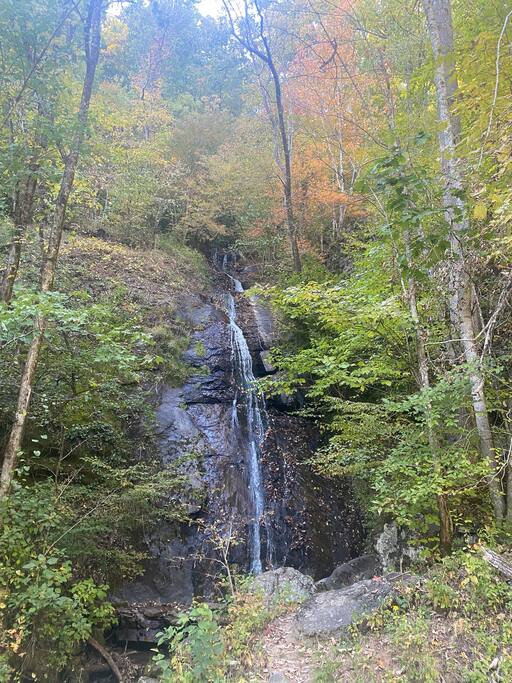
[0,483,115,679]
[152,587,273,682]
[153,603,226,683]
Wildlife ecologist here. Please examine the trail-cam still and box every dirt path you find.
[257,613,317,682]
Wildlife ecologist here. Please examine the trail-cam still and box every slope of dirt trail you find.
[259,613,317,682]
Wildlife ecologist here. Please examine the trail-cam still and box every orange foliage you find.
[279,1,369,250]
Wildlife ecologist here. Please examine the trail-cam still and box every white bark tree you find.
[422,0,505,520]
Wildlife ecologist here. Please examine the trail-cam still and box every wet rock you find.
[297,574,414,636]
[262,411,364,579]
[113,290,245,633]
[181,311,234,404]
[252,567,316,605]
[182,371,233,404]
[249,295,274,348]
[234,295,270,378]
[316,554,381,592]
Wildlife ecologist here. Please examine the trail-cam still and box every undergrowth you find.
[314,549,512,683]
[152,577,296,682]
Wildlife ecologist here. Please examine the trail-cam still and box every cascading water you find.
[225,273,270,574]
[113,253,364,647]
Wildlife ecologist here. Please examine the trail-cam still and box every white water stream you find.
[225,275,269,574]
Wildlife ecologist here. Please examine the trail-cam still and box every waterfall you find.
[225,276,269,574]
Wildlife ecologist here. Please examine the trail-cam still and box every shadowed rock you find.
[316,554,381,592]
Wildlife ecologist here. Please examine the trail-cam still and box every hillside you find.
[1,0,512,681]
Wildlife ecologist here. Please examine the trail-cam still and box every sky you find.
[108,0,224,18]
[197,0,223,17]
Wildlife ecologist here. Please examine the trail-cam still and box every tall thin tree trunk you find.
[258,30,301,272]
[503,393,512,522]
[378,34,454,545]
[269,62,301,273]
[422,0,504,520]
[403,234,453,553]
[0,0,103,498]
[223,0,302,273]
[1,176,38,304]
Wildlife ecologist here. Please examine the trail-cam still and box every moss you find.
[194,340,206,357]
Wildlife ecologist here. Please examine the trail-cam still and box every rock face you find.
[114,604,177,643]
[296,574,412,636]
[262,412,363,578]
[252,567,316,605]
[315,554,381,592]
[113,261,364,643]
[375,522,421,571]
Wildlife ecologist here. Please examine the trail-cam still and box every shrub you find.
[0,483,115,679]
[153,585,272,682]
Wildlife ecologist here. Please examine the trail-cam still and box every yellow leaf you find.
[473,203,488,220]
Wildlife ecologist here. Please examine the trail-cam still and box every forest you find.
[1,0,512,680]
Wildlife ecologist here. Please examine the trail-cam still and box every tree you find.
[0,0,77,303]
[223,0,302,272]
[0,0,105,497]
[422,0,506,521]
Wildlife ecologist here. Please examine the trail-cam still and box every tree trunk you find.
[506,442,512,523]
[259,32,301,272]
[88,638,123,682]
[504,393,512,523]
[270,63,301,273]
[0,0,104,498]
[1,176,38,303]
[422,0,504,520]
[223,0,302,272]
[481,547,512,581]
[403,234,453,553]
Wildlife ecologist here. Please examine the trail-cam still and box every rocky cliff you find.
[113,259,364,643]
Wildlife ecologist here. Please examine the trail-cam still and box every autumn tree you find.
[1,0,105,497]
[284,1,365,264]
[223,0,302,272]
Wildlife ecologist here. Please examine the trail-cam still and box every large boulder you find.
[316,554,381,592]
[252,567,316,605]
[297,574,412,636]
